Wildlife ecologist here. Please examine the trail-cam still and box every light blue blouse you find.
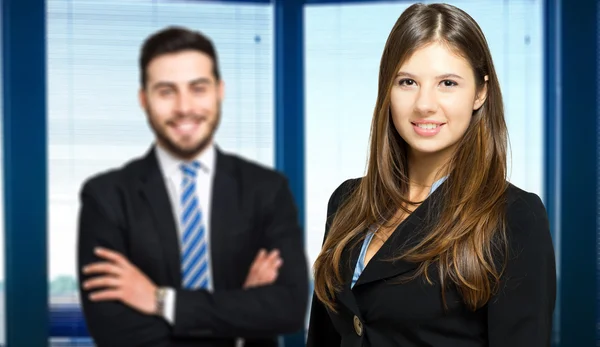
[350,176,447,288]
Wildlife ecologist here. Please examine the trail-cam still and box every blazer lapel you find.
[336,237,364,315]
[353,187,444,288]
[208,149,239,291]
[137,147,182,286]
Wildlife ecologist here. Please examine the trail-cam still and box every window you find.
[47,0,274,343]
[305,0,545,269]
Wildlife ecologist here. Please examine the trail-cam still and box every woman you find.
[307,3,555,347]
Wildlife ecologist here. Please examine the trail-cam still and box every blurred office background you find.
[0,0,596,346]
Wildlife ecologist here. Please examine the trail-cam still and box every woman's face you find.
[390,42,486,160]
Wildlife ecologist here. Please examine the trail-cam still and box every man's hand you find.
[82,247,158,315]
[243,249,283,289]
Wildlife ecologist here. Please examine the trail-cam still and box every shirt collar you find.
[155,142,216,179]
[428,175,448,197]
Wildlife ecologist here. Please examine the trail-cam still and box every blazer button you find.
[353,315,363,336]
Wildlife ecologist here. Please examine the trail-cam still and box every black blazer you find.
[77,146,309,347]
[307,178,556,347]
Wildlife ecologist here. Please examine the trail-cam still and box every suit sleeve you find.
[77,181,171,347]
[170,176,309,339]
[487,192,556,346]
[306,180,357,346]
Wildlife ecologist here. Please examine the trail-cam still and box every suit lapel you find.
[209,149,239,291]
[336,237,363,315]
[353,186,444,288]
[335,215,429,314]
[137,147,182,286]
[352,219,422,288]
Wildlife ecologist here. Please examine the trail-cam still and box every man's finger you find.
[244,249,266,287]
[253,249,267,265]
[256,252,277,274]
[252,249,271,271]
[94,247,129,266]
[244,249,283,289]
[255,248,267,259]
[248,249,267,274]
[266,249,280,260]
[273,258,283,268]
[266,250,281,268]
[83,276,121,290]
[83,262,123,276]
[261,268,280,285]
[265,249,280,265]
[256,250,280,272]
[89,289,122,301]
[253,257,281,285]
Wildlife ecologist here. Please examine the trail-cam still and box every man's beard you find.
[146,104,221,160]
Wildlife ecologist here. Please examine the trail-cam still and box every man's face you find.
[140,50,223,159]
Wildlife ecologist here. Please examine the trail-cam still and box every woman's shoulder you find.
[327,177,362,212]
[504,183,547,220]
[503,183,551,248]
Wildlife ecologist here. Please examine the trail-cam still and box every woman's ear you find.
[473,75,488,111]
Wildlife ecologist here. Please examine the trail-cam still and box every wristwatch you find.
[155,287,167,317]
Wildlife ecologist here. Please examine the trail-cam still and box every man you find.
[77,26,309,347]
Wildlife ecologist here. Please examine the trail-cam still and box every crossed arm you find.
[78,179,308,346]
[82,247,283,315]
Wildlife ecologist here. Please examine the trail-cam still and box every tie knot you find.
[180,161,201,178]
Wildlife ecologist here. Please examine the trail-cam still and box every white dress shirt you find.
[155,142,216,324]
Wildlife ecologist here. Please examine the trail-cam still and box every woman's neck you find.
[407,149,451,200]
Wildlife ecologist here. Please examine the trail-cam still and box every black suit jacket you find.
[307,178,556,347]
[77,146,309,347]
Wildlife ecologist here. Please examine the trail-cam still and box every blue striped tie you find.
[180,161,210,289]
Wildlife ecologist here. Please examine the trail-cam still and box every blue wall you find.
[2,0,49,346]
[549,0,598,346]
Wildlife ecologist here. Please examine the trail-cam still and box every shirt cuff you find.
[163,287,176,325]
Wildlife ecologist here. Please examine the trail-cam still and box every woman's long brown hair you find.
[313,3,509,312]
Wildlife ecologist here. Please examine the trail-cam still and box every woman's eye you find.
[441,80,458,87]
[399,79,416,86]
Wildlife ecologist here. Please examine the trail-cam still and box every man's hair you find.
[139,26,221,88]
